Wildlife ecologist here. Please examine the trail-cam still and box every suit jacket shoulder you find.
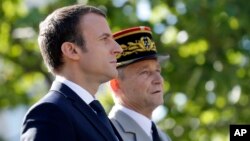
[21,81,118,141]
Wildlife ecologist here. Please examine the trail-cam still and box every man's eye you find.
[102,37,108,40]
[141,71,149,75]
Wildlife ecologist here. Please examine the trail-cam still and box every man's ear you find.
[110,79,120,92]
[61,42,80,60]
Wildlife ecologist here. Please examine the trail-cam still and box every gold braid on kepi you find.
[113,26,169,67]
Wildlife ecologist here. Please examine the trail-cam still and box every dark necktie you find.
[151,121,161,141]
[89,100,117,139]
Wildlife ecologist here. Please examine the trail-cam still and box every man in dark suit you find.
[21,4,123,141]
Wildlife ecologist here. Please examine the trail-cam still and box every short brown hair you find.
[38,4,106,73]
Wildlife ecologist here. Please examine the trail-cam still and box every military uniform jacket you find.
[109,106,172,141]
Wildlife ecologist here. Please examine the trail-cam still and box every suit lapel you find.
[72,101,118,141]
[110,119,123,141]
[109,108,151,141]
[50,81,117,141]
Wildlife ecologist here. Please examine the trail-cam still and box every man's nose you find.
[113,40,123,54]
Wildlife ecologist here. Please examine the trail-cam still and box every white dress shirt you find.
[55,76,95,104]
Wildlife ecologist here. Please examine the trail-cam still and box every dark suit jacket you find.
[21,81,121,141]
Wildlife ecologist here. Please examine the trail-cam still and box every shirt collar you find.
[55,76,95,104]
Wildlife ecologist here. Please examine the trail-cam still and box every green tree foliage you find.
[1,0,250,140]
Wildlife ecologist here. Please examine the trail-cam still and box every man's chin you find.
[102,71,118,83]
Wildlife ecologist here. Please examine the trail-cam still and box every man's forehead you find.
[81,13,111,35]
[127,59,160,70]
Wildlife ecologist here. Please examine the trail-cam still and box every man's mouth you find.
[151,90,162,94]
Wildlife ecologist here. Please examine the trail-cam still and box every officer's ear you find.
[110,79,120,93]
